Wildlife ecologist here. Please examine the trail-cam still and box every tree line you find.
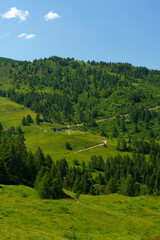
[0,123,65,198]
[0,123,160,198]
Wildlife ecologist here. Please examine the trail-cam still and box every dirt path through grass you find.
[34,125,47,133]
[74,139,107,153]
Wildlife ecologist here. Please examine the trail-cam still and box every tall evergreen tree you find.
[36,113,40,125]
[105,177,117,194]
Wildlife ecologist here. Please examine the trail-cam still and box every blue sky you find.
[0,0,160,69]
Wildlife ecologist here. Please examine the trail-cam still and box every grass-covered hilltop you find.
[0,56,160,239]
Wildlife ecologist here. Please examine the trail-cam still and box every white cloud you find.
[17,33,35,39]
[17,33,27,38]
[44,11,60,21]
[1,7,29,22]
[25,34,35,39]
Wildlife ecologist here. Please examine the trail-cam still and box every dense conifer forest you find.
[1,56,160,124]
[1,122,160,198]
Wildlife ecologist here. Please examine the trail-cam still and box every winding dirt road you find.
[32,106,160,154]
[74,139,107,153]
[69,106,160,128]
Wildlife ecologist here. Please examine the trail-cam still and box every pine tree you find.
[65,142,72,150]
[25,151,36,185]
[16,126,23,135]
[34,147,45,173]
[154,170,160,195]
[81,161,86,171]
[63,175,71,189]
[57,158,68,178]
[121,116,126,132]
[0,158,8,184]
[112,126,118,138]
[45,154,52,168]
[122,174,135,196]
[134,123,138,133]
[26,114,33,123]
[0,123,3,134]
[97,156,105,171]
[73,177,81,193]
[36,113,40,125]
[21,116,26,126]
[105,177,117,194]
[35,164,64,199]
[89,185,96,195]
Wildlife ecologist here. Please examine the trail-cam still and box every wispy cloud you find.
[1,7,29,22]
[44,11,60,21]
[25,34,35,39]
[17,33,26,38]
[0,32,10,38]
[17,33,35,39]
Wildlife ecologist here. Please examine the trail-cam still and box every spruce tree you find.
[122,174,135,197]
[0,123,3,134]
[34,147,45,173]
[26,114,33,123]
[105,177,117,194]
[36,113,40,125]
[89,185,96,195]
[0,158,8,184]
[21,117,26,126]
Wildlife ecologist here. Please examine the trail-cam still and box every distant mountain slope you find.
[0,57,20,63]
[0,56,160,124]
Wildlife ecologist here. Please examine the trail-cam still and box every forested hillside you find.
[1,56,160,198]
[1,56,160,239]
[1,56,160,124]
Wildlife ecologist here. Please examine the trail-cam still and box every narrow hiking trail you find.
[148,106,160,111]
[69,106,160,127]
[31,125,107,154]
[31,106,160,155]
[34,125,47,133]
[74,139,107,153]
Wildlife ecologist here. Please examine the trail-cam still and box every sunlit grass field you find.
[0,96,126,166]
[0,184,160,240]
[0,96,36,129]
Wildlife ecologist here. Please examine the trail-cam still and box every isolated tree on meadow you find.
[21,116,26,126]
[66,142,72,150]
[26,114,33,123]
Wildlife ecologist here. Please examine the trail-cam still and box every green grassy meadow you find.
[0,184,160,240]
[0,96,125,165]
[24,127,103,161]
[0,96,36,129]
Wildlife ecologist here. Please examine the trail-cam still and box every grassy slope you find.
[0,96,36,129]
[0,184,160,240]
[0,96,125,165]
